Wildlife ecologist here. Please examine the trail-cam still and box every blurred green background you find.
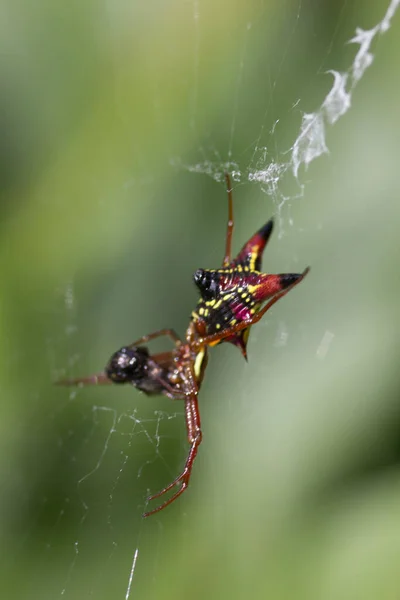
[1,0,400,598]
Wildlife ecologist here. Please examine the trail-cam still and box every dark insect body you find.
[58,174,309,517]
[60,343,185,399]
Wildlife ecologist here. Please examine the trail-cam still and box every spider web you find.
[175,0,399,229]
[2,1,400,599]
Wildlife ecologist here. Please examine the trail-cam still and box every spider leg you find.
[128,328,181,347]
[143,390,202,517]
[222,172,234,267]
[197,267,310,348]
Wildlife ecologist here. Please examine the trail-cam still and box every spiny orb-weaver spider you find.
[59,174,309,517]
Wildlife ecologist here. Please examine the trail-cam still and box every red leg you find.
[196,267,310,348]
[56,372,111,386]
[143,391,202,517]
[129,328,181,347]
[222,172,234,267]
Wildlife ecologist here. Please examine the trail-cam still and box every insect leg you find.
[55,372,111,386]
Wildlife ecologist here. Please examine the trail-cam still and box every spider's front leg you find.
[143,391,202,517]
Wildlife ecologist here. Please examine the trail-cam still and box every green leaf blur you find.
[1,1,400,599]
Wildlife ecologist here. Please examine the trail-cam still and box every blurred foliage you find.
[1,0,400,599]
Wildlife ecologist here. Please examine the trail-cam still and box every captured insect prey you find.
[58,344,185,399]
[58,174,309,517]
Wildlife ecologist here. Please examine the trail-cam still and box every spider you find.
[192,200,282,360]
[59,174,309,517]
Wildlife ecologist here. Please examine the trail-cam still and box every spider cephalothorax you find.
[192,268,219,300]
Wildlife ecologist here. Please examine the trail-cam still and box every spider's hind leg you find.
[143,391,202,517]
